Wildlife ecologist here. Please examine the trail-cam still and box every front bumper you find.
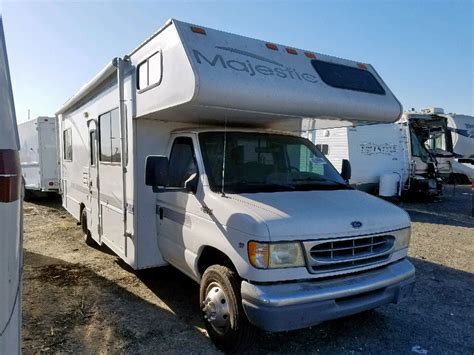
[241,258,415,332]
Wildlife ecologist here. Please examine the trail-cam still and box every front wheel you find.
[200,265,256,353]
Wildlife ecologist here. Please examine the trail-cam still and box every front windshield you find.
[199,132,349,193]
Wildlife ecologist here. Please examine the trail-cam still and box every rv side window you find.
[316,144,329,155]
[90,130,96,166]
[99,108,121,163]
[168,137,198,188]
[137,51,162,91]
[63,128,73,161]
[311,60,385,95]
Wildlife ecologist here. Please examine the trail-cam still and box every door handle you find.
[159,207,164,220]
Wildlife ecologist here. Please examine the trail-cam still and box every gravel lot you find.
[22,185,474,354]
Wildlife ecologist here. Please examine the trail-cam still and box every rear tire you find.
[200,265,256,353]
[81,208,95,246]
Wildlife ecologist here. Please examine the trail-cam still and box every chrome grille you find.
[304,235,395,274]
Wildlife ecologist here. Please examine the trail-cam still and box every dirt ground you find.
[22,185,474,354]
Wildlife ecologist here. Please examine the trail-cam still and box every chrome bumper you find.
[241,259,415,332]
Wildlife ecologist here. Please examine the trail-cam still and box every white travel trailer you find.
[0,16,22,355]
[57,19,415,351]
[303,110,451,198]
[302,122,410,198]
[18,116,60,197]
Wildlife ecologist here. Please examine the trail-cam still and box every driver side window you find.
[168,137,198,188]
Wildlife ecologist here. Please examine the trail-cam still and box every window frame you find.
[137,51,163,93]
[311,59,386,95]
[167,136,199,189]
[98,108,121,165]
[63,128,73,161]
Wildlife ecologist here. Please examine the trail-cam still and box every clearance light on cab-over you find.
[304,52,316,59]
[191,26,206,35]
[265,43,278,51]
[286,48,297,55]
[357,63,367,70]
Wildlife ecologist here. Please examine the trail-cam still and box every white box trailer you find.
[57,19,414,351]
[0,16,22,355]
[18,116,60,197]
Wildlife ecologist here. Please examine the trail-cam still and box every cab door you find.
[87,120,101,243]
[155,135,204,275]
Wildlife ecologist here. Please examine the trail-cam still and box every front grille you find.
[305,235,395,274]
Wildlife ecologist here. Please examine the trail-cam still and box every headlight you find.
[394,227,411,250]
[248,241,305,269]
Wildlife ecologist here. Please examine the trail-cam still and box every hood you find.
[218,190,410,241]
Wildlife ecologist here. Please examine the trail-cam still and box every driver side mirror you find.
[145,156,169,190]
[341,159,351,182]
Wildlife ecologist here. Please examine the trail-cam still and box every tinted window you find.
[63,128,72,161]
[311,60,385,95]
[168,137,197,188]
[199,132,348,193]
[99,108,121,163]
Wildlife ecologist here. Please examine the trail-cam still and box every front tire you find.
[80,208,95,246]
[200,265,256,353]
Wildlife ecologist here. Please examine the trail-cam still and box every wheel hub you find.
[202,284,230,332]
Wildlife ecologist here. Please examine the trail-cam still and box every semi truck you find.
[57,19,415,351]
[18,116,60,198]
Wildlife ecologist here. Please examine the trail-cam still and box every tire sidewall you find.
[200,265,253,352]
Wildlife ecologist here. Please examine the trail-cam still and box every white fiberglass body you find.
[56,19,414,348]
[0,16,22,355]
[18,116,60,192]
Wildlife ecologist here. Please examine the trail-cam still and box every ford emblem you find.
[351,221,363,229]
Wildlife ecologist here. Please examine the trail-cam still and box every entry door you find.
[87,122,101,242]
[156,136,203,274]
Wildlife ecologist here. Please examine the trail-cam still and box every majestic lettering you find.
[193,48,318,84]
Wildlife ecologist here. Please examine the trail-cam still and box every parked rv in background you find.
[18,116,60,198]
[302,114,444,198]
[0,16,22,355]
[404,108,473,184]
[401,108,454,180]
[57,19,415,351]
[444,112,473,183]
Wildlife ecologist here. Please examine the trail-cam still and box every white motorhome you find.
[18,116,60,198]
[0,16,22,355]
[57,19,415,351]
[439,111,473,183]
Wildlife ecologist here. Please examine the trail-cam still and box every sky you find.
[1,0,473,123]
